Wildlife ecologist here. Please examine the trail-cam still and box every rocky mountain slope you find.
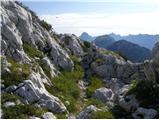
[1,1,159,119]
[106,40,152,63]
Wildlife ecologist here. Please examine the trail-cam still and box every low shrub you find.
[127,80,159,109]
[2,104,46,119]
[2,59,31,87]
[40,20,52,31]
[86,76,104,97]
[23,43,44,59]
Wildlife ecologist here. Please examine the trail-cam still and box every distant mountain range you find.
[79,32,96,42]
[79,32,159,49]
[109,33,159,50]
[106,40,152,62]
[93,35,115,48]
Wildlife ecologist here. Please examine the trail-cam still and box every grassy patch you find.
[45,63,84,113]
[23,43,44,59]
[84,98,105,108]
[38,60,52,79]
[2,59,31,87]
[2,104,46,119]
[99,49,120,58]
[86,76,104,97]
[91,110,114,119]
[1,93,21,104]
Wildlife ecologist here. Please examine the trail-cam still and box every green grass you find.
[84,98,105,108]
[38,60,52,79]
[45,63,84,113]
[99,49,121,58]
[1,93,21,104]
[86,76,104,97]
[91,110,115,119]
[23,43,44,59]
[1,93,47,119]
[2,104,47,119]
[2,59,31,87]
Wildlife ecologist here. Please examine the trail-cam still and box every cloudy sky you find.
[22,0,159,36]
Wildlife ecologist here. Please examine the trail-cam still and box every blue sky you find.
[21,0,159,36]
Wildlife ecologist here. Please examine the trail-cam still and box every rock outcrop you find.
[93,87,114,103]
[76,105,98,119]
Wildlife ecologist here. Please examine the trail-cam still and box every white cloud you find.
[40,12,159,36]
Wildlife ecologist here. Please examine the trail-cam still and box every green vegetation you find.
[99,49,120,58]
[38,60,51,79]
[127,80,158,109]
[2,104,46,119]
[23,43,44,59]
[1,93,21,104]
[86,76,104,97]
[84,98,105,108]
[1,93,47,119]
[45,58,84,114]
[91,110,114,119]
[2,59,31,87]
[40,20,52,31]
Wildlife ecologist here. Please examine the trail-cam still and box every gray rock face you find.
[5,85,17,93]
[132,107,157,119]
[14,72,66,113]
[41,57,59,78]
[60,34,84,57]
[42,112,56,119]
[119,95,139,112]
[76,105,97,119]
[1,1,74,71]
[93,87,114,103]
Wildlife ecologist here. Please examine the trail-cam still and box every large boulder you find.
[76,105,98,119]
[132,107,157,119]
[60,34,84,57]
[118,95,139,112]
[14,71,66,113]
[93,87,114,103]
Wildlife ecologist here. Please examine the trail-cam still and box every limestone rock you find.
[119,95,139,112]
[76,105,97,119]
[42,112,56,119]
[15,79,66,113]
[60,34,84,57]
[93,87,114,103]
[132,107,157,119]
